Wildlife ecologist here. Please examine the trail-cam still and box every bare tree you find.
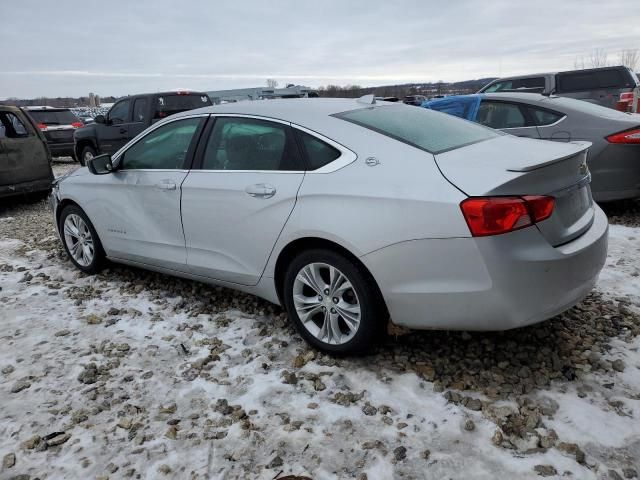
[266,78,278,89]
[619,49,639,71]
[589,49,609,68]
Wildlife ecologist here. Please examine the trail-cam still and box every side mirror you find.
[94,114,106,124]
[87,154,115,175]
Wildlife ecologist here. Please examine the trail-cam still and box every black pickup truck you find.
[74,91,212,165]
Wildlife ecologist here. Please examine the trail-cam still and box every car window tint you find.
[121,118,200,170]
[133,98,147,123]
[529,107,563,126]
[557,69,628,93]
[202,117,302,171]
[334,105,499,154]
[476,101,527,129]
[0,112,30,138]
[296,130,341,170]
[108,100,130,124]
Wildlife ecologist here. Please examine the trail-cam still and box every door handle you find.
[245,183,276,198]
[119,128,127,134]
[155,180,176,190]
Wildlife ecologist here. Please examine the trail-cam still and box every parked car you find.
[51,98,607,354]
[422,92,640,202]
[0,105,54,200]
[24,106,84,159]
[478,66,640,112]
[403,95,426,106]
[73,90,212,165]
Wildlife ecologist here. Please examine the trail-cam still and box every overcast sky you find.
[1,0,639,99]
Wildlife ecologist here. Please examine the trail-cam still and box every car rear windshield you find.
[556,68,636,93]
[334,105,500,154]
[28,109,78,125]
[154,94,212,119]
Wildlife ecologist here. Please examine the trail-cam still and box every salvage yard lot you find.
[1,162,640,480]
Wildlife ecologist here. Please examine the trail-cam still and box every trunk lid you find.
[435,135,594,246]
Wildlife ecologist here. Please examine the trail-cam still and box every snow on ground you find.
[0,192,639,479]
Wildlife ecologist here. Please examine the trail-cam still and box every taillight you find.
[71,122,83,128]
[620,92,634,103]
[37,123,47,131]
[606,128,640,144]
[460,196,555,237]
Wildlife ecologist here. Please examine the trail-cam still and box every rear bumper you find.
[362,205,608,331]
[0,178,52,199]
[48,142,75,158]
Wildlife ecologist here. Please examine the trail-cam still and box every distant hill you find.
[1,96,118,108]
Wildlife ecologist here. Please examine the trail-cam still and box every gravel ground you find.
[1,161,639,479]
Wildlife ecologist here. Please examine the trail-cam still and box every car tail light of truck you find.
[71,122,83,128]
[606,128,640,144]
[460,196,555,237]
[36,123,47,131]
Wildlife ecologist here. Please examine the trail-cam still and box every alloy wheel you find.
[63,214,94,267]
[83,150,94,163]
[292,262,361,345]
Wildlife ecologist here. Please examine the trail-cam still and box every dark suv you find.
[74,91,212,165]
[478,66,640,112]
[24,107,83,159]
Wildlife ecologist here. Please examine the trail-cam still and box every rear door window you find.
[202,117,302,171]
[133,98,148,123]
[476,101,532,129]
[334,105,499,154]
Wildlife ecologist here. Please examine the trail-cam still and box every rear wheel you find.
[79,145,96,166]
[282,249,385,355]
[59,205,105,274]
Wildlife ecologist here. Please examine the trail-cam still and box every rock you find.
[44,432,71,447]
[3,452,16,468]
[281,370,297,385]
[268,456,283,469]
[612,359,626,372]
[393,446,407,461]
[54,329,70,337]
[491,430,504,446]
[609,471,624,480]
[332,391,364,406]
[362,403,378,416]
[85,314,102,324]
[415,365,436,381]
[464,419,475,431]
[11,380,31,393]
[77,363,98,384]
[623,468,638,479]
[1,365,15,374]
[20,435,41,450]
[313,378,326,391]
[533,465,558,477]
[158,464,172,474]
[292,351,315,368]
[307,402,319,409]
[8,475,30,480]
[159,402,177,414]
[466,398,482,411]
[165,426,179,440]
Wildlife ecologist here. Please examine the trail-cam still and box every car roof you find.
[172,97,389,126]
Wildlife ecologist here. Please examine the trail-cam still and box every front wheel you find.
[282,249,385,355]
[79,145,96,166]
[59,205,105,274]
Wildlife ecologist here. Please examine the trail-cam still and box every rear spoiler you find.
[507,141,591,172]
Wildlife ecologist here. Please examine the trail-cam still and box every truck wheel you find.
[80,145,96,166]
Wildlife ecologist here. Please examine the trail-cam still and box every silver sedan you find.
[50,98,608,354]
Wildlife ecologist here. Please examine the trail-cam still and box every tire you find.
[59,204,105,274]
[282,248,386,355]
[79,145,96,166]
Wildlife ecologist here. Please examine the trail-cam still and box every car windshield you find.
[334,105,500,154]
[154,94,212,119]
[28,110,78,125]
